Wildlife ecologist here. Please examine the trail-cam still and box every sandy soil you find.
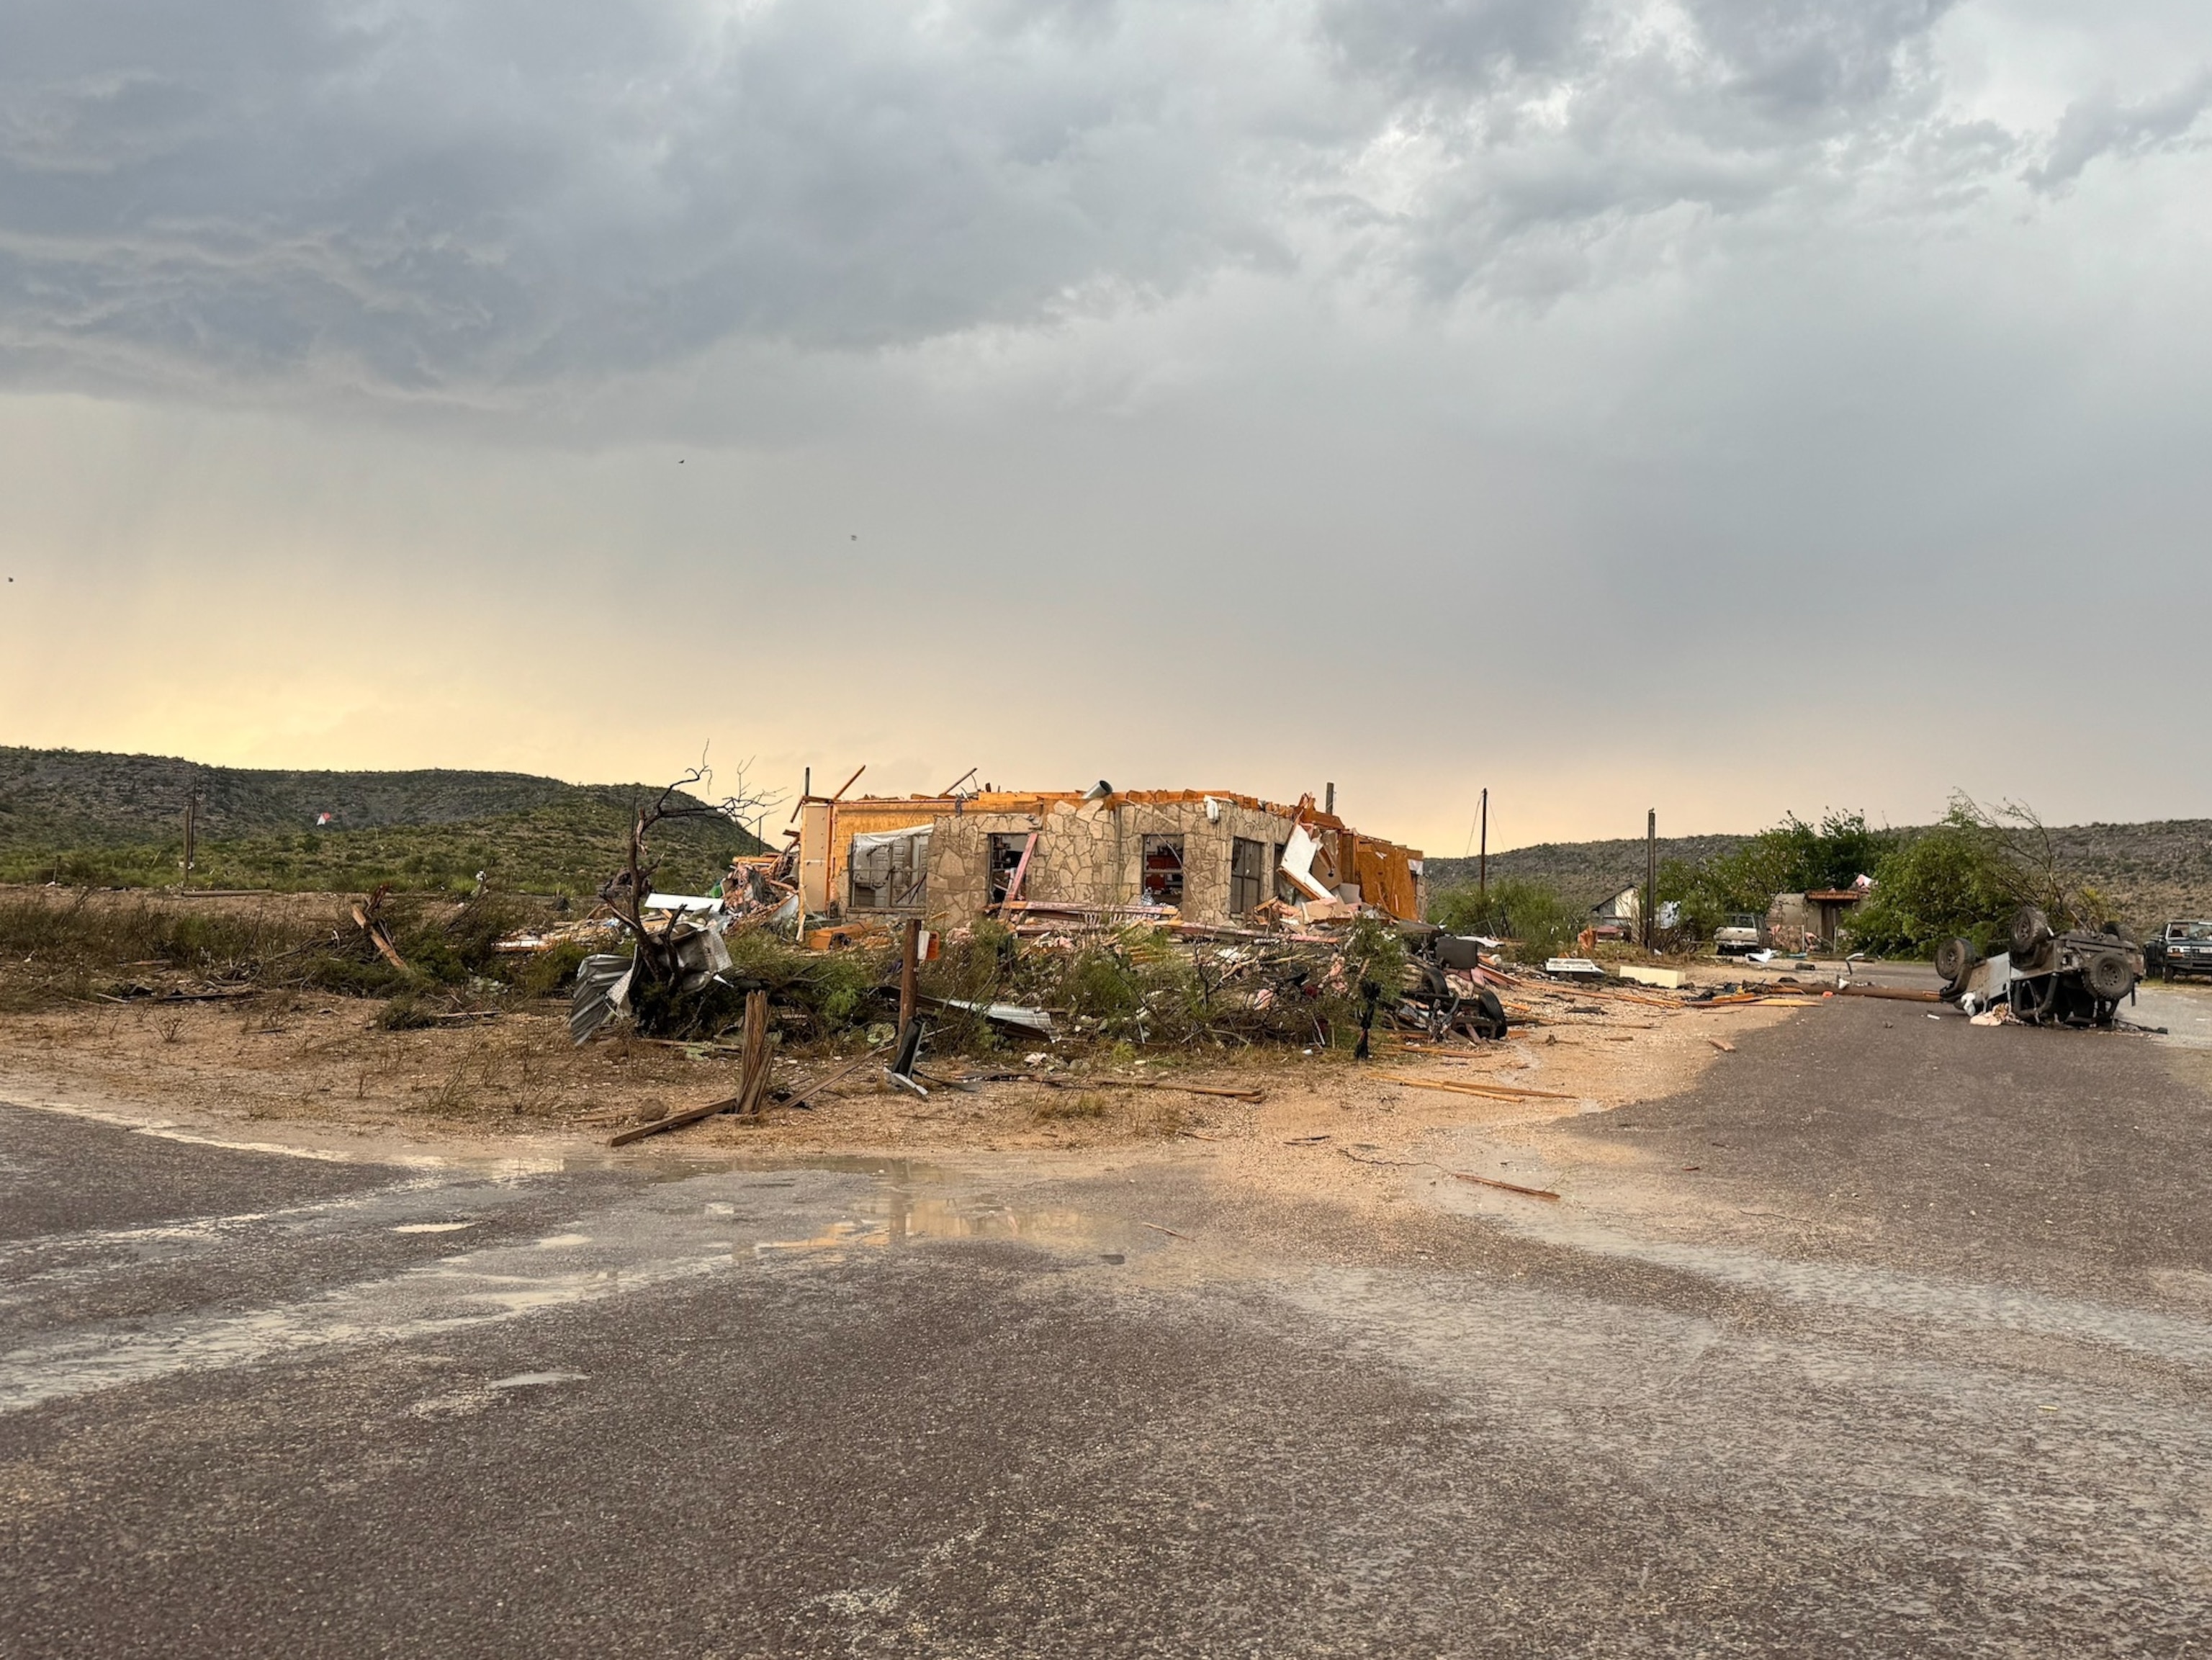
[0,972,1804,1213]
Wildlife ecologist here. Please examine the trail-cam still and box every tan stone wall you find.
[914,796,1302,925]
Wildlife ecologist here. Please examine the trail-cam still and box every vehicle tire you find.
[2085,951,2135,1002]
[2010,906,2050,959]
[1935,937,1975,984]
[1470,987,1507,1040]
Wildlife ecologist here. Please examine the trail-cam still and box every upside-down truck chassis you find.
[1936,907,2143,1027]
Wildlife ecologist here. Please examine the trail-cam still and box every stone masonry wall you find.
[914,797,1301,926]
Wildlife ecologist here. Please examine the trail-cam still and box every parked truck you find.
[2146,920,2212,982]
[1713,913,1764,956]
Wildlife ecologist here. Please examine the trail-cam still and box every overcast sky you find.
[3,0,2208,851]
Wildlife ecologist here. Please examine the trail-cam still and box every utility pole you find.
[1644,809,1657,951]
[1478,789,1488,899]
[181,789,199,889]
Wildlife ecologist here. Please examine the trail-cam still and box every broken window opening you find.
[1231,837,1268,915]
[848,827,930,912]
[1141,835,1185,907]
[988,834,1034,905]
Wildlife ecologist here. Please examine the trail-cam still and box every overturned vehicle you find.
[1936,907,2144,1028]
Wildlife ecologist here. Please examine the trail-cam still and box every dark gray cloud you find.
[2023,71,2212,192]
[0,0,2189,404]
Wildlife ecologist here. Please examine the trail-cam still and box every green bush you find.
[376,990,440,1031]
[1681,811,1897,922]
[510,939,593,999]
[1429,878,1581,961]
[1850,796,2100,957]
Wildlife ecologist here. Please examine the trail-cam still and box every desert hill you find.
[0,747,770,897]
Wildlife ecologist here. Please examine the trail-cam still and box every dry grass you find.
[1030,1090,1108,1122]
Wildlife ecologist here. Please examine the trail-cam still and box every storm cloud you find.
[0,0,2054,400]
[2,0,2209,847]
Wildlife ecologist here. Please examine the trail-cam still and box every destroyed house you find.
[794,787,1424,928]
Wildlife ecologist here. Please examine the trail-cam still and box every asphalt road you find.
[4,999,2210,1658]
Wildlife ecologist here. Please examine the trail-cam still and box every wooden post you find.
[737,990,770,1116]
[1478,788,1487,899]
[897,917,920,1047]
[181,792,197,889]
[1645,809,1657,951]
[1324,781,1335,816]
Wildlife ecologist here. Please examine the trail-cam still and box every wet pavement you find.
[4,999,2211,1658]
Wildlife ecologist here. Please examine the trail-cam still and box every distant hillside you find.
[0,748,770,897]
[1426,835,1753,912]
[2037,819,2212,926]
[1426,821,2212,930]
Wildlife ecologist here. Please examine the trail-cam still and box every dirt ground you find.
[0,969,1804,1213]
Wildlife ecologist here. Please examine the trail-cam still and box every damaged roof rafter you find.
[796,785,1419,855]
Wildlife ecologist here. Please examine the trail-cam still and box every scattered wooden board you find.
[1378,1072,1582,1103]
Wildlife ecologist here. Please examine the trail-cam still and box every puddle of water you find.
[753,1186,1133,1259]
[755,1219,886,1258]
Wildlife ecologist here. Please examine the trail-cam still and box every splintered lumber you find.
[1530,980,1681,1010]
[786,1044,894,1108]
[734,990,772,1116]
[607,990,772,1147]
[1044,1077,1266,1105]
[351,905,409,972]
[1707,1036,1737,1052]
[1835,983,1944,1004]
[608,1090,745,1147]
[1377,1072,1581,1103]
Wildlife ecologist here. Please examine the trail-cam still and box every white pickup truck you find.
[1714,913,1764,956]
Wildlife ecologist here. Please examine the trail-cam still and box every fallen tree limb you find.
[1339,1147,1561,1201]
[1452,1171,1563,1201]
[1043,1077,1266,1105]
